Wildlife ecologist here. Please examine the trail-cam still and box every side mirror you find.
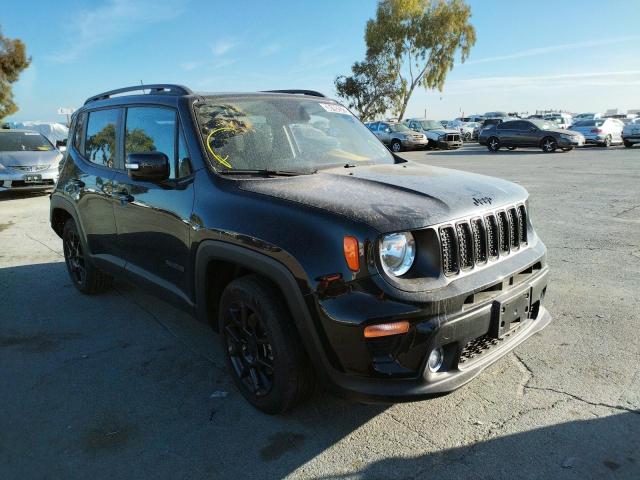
[56,139,67,152]
[125,152,169,182]
[385,128,391,133]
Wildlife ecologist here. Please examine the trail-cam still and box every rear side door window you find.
[85,109,121,168]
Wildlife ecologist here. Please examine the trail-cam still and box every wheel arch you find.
[194,240,334,376]
[50,195,82,239]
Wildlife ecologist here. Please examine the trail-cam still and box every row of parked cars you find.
[365,110,640,153]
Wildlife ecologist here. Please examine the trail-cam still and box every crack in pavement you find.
[512,352,535,396]
[614,204,640,218]
[382,410,438,450]
[525,386,640,415]
[22,230,64,258]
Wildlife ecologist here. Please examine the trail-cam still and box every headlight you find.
[379,232,416,277]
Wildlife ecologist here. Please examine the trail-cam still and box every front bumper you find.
[558,137,585,147]
[401,138,429,149]
[436,139,463,149]
[0,168,58,191]
[313,252,550,402]
[622,135,640,143]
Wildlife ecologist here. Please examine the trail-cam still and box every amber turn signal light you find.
[343,236,360,271]
[364,321,410,338]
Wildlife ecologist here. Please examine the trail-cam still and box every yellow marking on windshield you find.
[326,149,369,161]
[206,127,234,169]
[36,146,49,151]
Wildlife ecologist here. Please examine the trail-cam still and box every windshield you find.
[420,120,443,130]
[388,123,411,132]
[574,120,603,127]
[529,119,554,130]
[194,97,393,171]
[0,131,54,152]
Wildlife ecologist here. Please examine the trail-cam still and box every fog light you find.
[427,347,444,372]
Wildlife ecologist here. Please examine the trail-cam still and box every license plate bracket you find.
[24,174,42,183]
[490,287,531,339]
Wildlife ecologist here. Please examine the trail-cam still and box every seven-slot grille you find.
[439,204,528,276]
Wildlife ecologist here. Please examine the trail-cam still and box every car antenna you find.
[140,80,145,94]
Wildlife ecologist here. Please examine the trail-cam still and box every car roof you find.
[0,129,41,134]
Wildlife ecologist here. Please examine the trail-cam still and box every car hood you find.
[0,150,60,167]
[239,162,528,232]
[425,128,459,135]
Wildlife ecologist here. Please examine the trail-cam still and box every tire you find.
[624,140,633,148]
[391,140,402,152]
[601,135,612,148]
[487,137,501,152]
[219,274,315,414]
[541,136,558,153]
[464,132,472,142]
[62,218,113,294]
[507,146,517,151]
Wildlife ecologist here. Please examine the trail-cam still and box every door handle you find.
[69,179,85,188]
[113,190,134,203]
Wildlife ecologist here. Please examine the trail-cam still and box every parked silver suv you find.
[365,121,427,152]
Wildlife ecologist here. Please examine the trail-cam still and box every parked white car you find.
[544,113,573,130]
[446,119,481,141]
[622,118,640,148]
[569,118,623,147]
[404,118,462,149]
[573,113,603,122]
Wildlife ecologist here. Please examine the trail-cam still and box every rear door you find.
[496,121,517,145]
[515,121,540,146]
[111,105,195,301]
[69,108,123,271]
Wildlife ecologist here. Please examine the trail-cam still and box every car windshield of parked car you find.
[573,120,603,127]
[195,97,394,172]
[420,120,443,130]
[0,132,54,152]
[529,120,554,130]
[388,123,411,133]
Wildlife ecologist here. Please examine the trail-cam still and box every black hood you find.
[239,162,528,233]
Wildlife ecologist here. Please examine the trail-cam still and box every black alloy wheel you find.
[64,226,86,286]
[224,301,275,398]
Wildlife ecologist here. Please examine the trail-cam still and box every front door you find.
[111,106,195,301]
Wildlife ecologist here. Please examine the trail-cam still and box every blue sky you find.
[3,0,640,122]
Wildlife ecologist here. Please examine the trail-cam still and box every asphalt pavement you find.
[1,144,638,479]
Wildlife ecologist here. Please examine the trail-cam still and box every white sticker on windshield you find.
[319,103,352,115]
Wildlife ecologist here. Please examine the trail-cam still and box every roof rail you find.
[84,84,193,105]
[262,89,326,98]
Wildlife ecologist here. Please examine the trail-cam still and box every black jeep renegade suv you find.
[50,84,551,413]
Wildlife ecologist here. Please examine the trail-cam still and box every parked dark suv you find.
[50,85,551,413]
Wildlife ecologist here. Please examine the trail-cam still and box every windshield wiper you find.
[218,168,317,176]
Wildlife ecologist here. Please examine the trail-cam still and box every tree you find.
[0,29,31,120]
[365,0,476,121]
[335,53,401,122]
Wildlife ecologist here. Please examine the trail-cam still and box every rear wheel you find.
[624,140,633,148]
[464,132,472,141]
[391,140,402,152]
[601,135,612,147]
[541,137,558,153]
[487,137,500,152]
[62,218,112,294]
[219,275,315,414]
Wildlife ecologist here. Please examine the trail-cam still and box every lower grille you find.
[458,324,522,368]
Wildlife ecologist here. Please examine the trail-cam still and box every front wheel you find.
[391,140,402,152]
[487,137,501,152]
[464,132,472,142]
[624,140,633,148]
[219,275,315,414]
[541,137,558,153]
[63,218,112,294]
[601,135,612,147]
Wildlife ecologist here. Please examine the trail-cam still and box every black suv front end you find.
[305,201,550,402]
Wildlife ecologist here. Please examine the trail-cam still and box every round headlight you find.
[379,232,416,277]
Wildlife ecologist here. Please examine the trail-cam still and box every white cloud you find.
[210,39,236,56]
[463,36,640,66]
[261,43,281,57]
[48,0,187,63]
